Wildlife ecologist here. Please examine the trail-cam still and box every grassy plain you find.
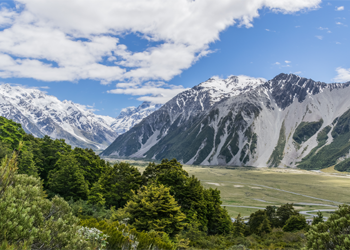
[104,158,350,219]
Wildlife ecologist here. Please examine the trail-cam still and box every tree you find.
[0,141,11,161]
[123,184,186,237]
[276,203,299,227]
[72,147,108,188]
[36,135,72,187]
[48,154,89,200]
[0,152,93,249]
[283,214,307,232]
[311,211,324,226]
[17,149,38,177]
[258,217,272,235]
[0,116,25,150]
[99,162,143,209]
[232,214,245,237]
[248,210,268,235]
[205,188,233,235]
[306,205,350,249]
[265,205,279,228]
[88,181,106,207]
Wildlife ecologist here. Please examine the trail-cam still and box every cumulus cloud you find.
[336,6,344,11]
[334,67,350,82]
[0,0,321,103]
[315,35,323,40]
[285,60,291,63]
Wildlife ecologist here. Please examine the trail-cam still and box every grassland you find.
[104,157,350,219]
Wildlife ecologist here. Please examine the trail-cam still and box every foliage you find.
[123,184,186,237]
[72,147,108,188]
[0,153,93,250]
[0,117,26,150]
[268,121,286,167]
[258,217,272,235]
[283,214,307,232]
[276,203,299,228]
[99,162,143,209]
[142,159,233,235]
[248,210,268,235]
[232,214,245,237]
[205,188,233,235]
[69,199,112,220]
[80,217,176,250]
[293,119,323,144]
[34,135,72,187]
[48,153,89,200]
[78,226,109,250]
[17,150,38,177]
[311,211,324,226]
[88,181,106,206]
[305,205,350,249]
[0,141,11,161]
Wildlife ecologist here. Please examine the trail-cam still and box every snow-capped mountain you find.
[0,84,118,149]
[102,74,350,172]
[111,102,162,134]
[0,84,162,150]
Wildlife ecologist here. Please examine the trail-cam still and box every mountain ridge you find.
[0,84,161,149]
[101,73,350,171]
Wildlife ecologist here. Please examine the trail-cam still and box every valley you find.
[105,157,350,218]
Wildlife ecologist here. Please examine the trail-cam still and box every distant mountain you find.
[111,102,162,134]
[101,74,350,172]
[0,84,118,149]
[0,84,163,149]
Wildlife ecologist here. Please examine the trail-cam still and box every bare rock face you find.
[102,74,350,171]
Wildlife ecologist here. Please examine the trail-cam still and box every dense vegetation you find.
[298,109,350,171]
[1,116,350,249]
[292,119,323,144]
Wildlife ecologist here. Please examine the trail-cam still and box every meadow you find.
[104,158,350,219]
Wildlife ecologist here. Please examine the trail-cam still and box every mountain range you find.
[101,74,350,171]
[0,84,161,150]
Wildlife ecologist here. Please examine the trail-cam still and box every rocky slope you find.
[101,74,350,171]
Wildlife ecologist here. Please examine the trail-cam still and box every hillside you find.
[102,74,350,171]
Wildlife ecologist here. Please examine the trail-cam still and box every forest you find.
[1,116,349,250]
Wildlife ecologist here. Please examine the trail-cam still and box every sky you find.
[0,0,349,117]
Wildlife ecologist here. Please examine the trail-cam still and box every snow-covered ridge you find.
[111,102,162,134]
[197,75,266,103]
[0,83,163,149]
[0,83,118,149]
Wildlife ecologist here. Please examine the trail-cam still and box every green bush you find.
[306,205,350,249]
[283,214,307,232]
[0,152,93,250]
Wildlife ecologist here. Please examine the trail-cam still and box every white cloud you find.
[336,22,343,25]
[336,42,341,44]
[294,71,302,75]
[108,82,189,104]
[0,7,17,27]
[336,6,344,11]
[318,27,331,33]
[334,67,350,82]
[285,60,291,63]
[275,62,281,65]
[0,0,321,103]
[315,35,323,40]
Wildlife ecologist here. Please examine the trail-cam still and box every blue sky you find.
[0,0,349,117]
